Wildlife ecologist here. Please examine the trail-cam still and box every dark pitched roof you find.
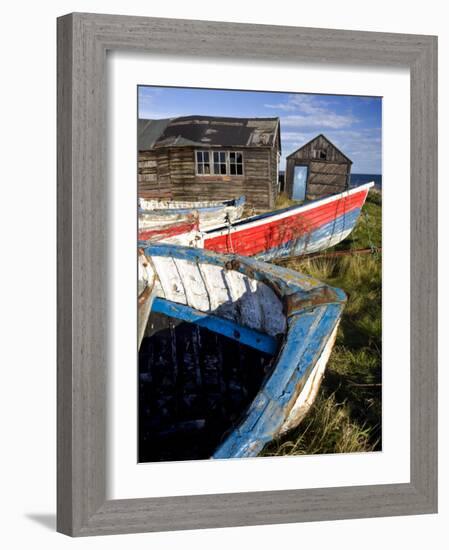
[286,134,352,163]
[138,118,171,150]
[138,115,280,151]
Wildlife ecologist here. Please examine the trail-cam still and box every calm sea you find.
[350,173,382,189]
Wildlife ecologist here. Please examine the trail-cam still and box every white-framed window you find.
[213,151,227,174]
[196,151,211,174]
[229,152,243,175]
[195,150,244,176]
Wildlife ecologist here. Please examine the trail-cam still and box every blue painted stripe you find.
[255,207,361,261]
[213,303,343,459]
[232,195,246,207]
[151,297,278,355]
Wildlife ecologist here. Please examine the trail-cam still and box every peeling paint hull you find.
[139,195,246,231]
[138,244,346,461]
[202,183,374,259]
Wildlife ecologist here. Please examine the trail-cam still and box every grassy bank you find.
[262,190,382,456]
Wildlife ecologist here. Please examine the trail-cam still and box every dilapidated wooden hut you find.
[285,134,352,201]
[138,115,281,210]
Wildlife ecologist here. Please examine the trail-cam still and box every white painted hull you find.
[280,322,340,434]
[138,196,245,231]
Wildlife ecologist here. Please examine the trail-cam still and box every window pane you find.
[204,163,210,174]
[196,151,203,163]
[203,151,209,162]
[214,163,219,174]
[213,151,219,163]
[220,163,226,174]
[229,151,243,175]
[198,164,203,174]
[220,152,226,162]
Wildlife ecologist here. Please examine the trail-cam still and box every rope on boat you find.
[362,207,380,259]
[225,213,234,253]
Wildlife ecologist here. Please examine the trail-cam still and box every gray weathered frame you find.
[57,12,438,537]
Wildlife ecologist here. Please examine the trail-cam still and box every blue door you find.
[292,165,308,201]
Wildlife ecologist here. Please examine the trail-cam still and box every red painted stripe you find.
[138,218,198,241]
[204,189,368,256]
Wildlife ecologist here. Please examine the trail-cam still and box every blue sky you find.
[138,86,382,174]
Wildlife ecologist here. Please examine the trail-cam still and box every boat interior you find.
[139,309,276,462]
[138,253,287,462]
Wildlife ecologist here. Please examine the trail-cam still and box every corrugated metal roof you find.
[138,115,280,150]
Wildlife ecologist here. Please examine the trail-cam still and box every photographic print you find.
[137,86,382,462]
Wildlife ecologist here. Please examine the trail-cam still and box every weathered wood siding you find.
[285,135,351,201]
[269,150,279,208]
[138,149,172,199]
[138,146,278,209]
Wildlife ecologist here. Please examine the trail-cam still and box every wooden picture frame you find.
[57,12,438,536]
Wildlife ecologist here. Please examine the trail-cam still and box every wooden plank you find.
[308,173,347,186]
[309,162,348,174]
[151,297,278,355]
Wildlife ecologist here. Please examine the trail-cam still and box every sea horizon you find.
[349,173,382,189]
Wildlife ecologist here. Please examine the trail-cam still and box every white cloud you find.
[265,94,331,113]
[138,111,182,120]
[280,126,382,173]
[281,131,313,142]
[266,94,358,130]
[281,113,357,129]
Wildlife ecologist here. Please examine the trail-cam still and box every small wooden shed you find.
[285,134,352,201]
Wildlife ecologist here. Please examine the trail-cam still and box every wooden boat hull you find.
[201,183,374,260]
[138,244,346,460]
[139,195,245,231]
[138,214,199,243]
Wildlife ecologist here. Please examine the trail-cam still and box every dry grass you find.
[262,191,382,456]
[275,192,301,209]
[263,393,375,456]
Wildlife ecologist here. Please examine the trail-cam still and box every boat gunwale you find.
[141,242,345,299]
[139,195,246,215]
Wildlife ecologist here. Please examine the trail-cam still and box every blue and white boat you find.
[138,243,346,461]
